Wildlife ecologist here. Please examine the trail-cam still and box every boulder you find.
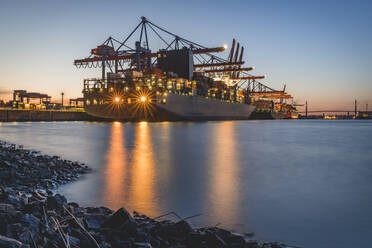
[205,231,227,248]
[186,232,204,248]
[19,231,40,246]
[99,241,112,248]
[67,235,80,247]
[173,220,193,234]
[133,242,152,248]
[246,240,259,248]
[7,194,25,206]
[84,214,106,230]
[46,194,67,211]
[20,214,40,230]
[267,242,282,248]
[0,170,11,180]
[0,234,29,248]
[6,223,23,239]
[119,218,138,235]
[24,201,44,215]
[102,207,132,229]
[0,213,9,235]
[228,232,246,246]
[0,204,16,214]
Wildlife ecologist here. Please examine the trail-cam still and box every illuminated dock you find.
[0,109,98,122]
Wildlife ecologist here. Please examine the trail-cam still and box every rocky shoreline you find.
[0,141,296,248]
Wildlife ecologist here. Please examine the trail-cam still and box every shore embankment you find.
[0,109,98,122]
[0,140,294,248]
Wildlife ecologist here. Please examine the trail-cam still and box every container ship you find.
[74,17,295,121]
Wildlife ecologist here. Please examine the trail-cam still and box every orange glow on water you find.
[103,121,158,214]
[208,121,240,227]
[130,122,158,215]
[103,121,127,210]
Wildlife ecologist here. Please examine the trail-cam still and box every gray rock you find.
[18,231,40,246]
[102,207,132,228]
[6,223,23,239]
[186,232,204,248]
[119,218,138,235]
[84,214,106,230]
[7,194,24,206]
[0,234,29,248]
[134,242,152,248]
[99,240,112,248]
[246,240,259,248]
[205,231,227,248]
[0,204,16,214]
[46,194,67,210]
[67,235,80,247]
[0,170,11,180]
[173,220,193,234]
[20,214,40,230]
[229,232,246,246]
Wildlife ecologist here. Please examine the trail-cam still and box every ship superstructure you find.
[74,17,294,121]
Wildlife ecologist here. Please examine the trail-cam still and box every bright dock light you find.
[114,97,120,103]
[140,96,147,102]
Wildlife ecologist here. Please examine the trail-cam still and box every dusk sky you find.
[0,0,371,111]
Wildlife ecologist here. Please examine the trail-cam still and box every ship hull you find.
[84,93,255,121]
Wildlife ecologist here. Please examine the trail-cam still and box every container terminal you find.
[73,16,297,121]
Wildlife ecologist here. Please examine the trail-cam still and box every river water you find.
[0,120,371,247]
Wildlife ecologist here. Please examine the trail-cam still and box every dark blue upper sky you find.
[0,0,371,110]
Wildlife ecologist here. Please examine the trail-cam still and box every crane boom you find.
[195,67,254,73]
[74,46,226,65]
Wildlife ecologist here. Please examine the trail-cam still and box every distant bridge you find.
[297,101,370,118]
[299,100,365,115]
[298,110,355,114]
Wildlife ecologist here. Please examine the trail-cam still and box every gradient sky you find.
[0,0,371,111]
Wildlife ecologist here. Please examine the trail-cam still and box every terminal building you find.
[12,90,53,109]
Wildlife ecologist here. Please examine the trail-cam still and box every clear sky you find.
[0,0,371,111]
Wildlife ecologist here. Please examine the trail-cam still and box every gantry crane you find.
[74,16,291,102]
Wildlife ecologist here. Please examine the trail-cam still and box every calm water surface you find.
[0,120,371,248]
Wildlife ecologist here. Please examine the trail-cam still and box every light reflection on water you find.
[103,121,127,209]
[0,120,372,248]
[103,121,159,215]
[130,122,158,215]
[208,122,240,227]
